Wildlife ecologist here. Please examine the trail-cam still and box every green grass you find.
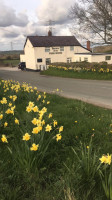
[1,80,112,200]
[41,68,112,80]
[0,59,19,66]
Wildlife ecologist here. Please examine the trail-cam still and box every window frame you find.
[105,56,111,61]
[45,47,50,52]
[46,58,51,65]
[60,46,64,51]
[37,58,42,63]
[70,46,74,51]
[84,57,88,62]
[67,57,72,63]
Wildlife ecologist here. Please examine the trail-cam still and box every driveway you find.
[0,67,112,109]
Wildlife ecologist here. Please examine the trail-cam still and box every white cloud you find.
[36,0,74,25]
[0,1,29,27]
[0,0,76,50]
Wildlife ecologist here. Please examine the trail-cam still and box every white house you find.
[74,53,112,64]
[20,32,91,71]
[20,32,112,71]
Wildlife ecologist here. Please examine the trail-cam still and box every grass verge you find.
[0,80,112,200]
[0,59,19,66]
[41,68,112,80]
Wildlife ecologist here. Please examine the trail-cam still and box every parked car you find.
[18,62,26,71]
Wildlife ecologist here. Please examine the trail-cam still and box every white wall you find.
[74,54,92,62]
[92,55,112,64]
[24,39,36,70]
[34,46,90,69]
[74,54,112,64]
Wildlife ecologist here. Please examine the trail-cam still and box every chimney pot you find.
[48,30,52,36]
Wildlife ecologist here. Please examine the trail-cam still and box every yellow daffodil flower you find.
[22,133,31,141]
[53,120,58,127]
[59,126,63,133]
[0,114,3,120]
[45,124,52,132]
[48,113,52,118]
[56,134,62,141]
[15,118,19,125]
[4,122,8,127]
[30,143,39,151]
[1,135,8,143]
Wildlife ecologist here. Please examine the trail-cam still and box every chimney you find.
[48,30,52,36]
[87,41,90,51]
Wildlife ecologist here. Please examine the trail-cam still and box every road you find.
[0,68,112,109]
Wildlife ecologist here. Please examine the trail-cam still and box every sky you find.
[0,0,76,51]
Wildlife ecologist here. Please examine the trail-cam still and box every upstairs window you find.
[45,47,50,52]
[37,58,42,62]
[105,56,111,60]
[70,46,74,51]
[60,46,64,51]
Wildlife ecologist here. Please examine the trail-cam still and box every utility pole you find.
[46,19,55,35]
[11,42,13,51]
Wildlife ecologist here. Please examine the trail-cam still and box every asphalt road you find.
[0,68,112,109]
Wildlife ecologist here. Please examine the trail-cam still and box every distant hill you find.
[93,45,112,53]
[0,50,24,59]
[0,50,24,55]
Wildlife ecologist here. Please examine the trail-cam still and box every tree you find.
[69,0,112,44]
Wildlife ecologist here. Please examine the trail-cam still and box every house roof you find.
[26,36,81,47]
[75,53,112,55]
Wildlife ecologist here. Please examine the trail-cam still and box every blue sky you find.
[0,0,75,51]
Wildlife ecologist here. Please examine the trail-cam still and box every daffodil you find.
[32,127,39,134]
[1,135,8,143]
[33,106,39,112]
[53,120,57,127]
[4,122,8,127]
[1,97,7,104]
[8,103,12,107]
[15,118,19,125]
[56,134,62,141]
[30,143,39,151]
[59,126,63,133]
[31,118,38,125]
[13,95,17,101]
[0,114,3,120]
[48,113,52,118]
[45,124,52,132]
[22,133,31,141]
[28,101,34,108]
[99,154,111,165]
[26,106,32,113]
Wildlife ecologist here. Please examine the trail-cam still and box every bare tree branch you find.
[69,0,112,44]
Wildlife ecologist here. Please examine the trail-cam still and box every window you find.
[45,47,50,52]
[79,57,81,62]
[67,58,72,63]
[46,58,51,65]
[70,46,74,51]
[37,58,42,62]
[60,46,64,51]
[105,56,111,60]
[84,57,88,62]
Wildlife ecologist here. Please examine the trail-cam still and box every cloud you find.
[0,1,29,27]
[36,0,74,26]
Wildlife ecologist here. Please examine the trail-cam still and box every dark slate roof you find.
[26,36,81,47]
